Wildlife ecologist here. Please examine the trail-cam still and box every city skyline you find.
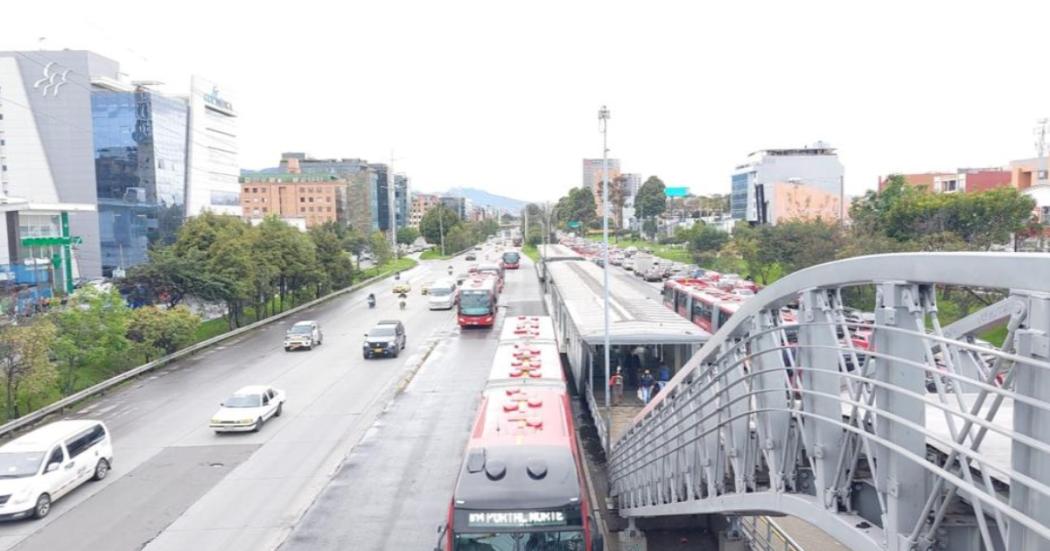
[4,1,1050,202]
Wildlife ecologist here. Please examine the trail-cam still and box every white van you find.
[633,253,654,278]
[0,420,113,520]
[428,279,458,310]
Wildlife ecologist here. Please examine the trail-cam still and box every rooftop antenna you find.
[1035,118,1049,186]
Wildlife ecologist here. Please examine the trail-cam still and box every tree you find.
[310,224,354,292]
[419,204,462,249]
[596,178,627,229]
[445,225,470,253]
[554,187,597,232]
[127,306,201,362]
[635,176,667,236]
[396,226,420,245]
[370,231,394,265]
[0,320,58,419]
[687,224,729,266]
[50,287,131,393]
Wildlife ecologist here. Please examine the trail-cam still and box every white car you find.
[0,420,113,520]
[210,386,286,433]
[284,320,322,351]
[428,280,458,310]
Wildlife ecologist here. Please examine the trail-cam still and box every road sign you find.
[664,187,689,198]
[568,221,581,228]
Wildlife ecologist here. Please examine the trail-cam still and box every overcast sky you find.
[6,0,1050,201]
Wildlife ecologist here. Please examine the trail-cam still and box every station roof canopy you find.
[545,257,705,347]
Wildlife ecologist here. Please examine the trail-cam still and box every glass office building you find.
[92,89,188,276]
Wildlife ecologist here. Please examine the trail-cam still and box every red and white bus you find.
[501,250,521,270]
[662,278,747,333]
[458,276,499,327]
[440,315,601,550]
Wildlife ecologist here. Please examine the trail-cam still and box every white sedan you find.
[210,386,285,433]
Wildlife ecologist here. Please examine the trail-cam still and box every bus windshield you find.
[502,252,520,263]
[454,530,584,550]
[460,291,492,315]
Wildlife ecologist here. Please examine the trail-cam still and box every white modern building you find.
[730,142,844,225]
[186,75,240,216]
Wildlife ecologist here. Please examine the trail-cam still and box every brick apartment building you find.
[240,173,346,229]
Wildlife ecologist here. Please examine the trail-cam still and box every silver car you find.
[284,320,323,351]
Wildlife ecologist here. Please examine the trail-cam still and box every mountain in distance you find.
[443,187,528,213]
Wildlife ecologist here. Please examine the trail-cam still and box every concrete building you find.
[0,50,122,279]
[583,158,621,213]
[185,75,239,217]
[276,153,374,235]
[731,142,844,225]
[409,192,441,228]
[880,170,1011,195]
[767,180,843,224]
[239,173,344,228]
[1010,157,1050,223]
[440,196,471,220]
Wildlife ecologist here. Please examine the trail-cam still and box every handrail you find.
[0,256,446,440]
[629,252,1050,426]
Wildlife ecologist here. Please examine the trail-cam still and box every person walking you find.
[639,369,655,404]
[610,367,624,405]
[657,363,671,394]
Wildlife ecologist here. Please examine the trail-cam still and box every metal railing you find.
[0,258,437,440]
[608,253,1050,551]
[740,516,804,551]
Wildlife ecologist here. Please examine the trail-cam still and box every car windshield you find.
[431,287,453,297]
[288,325,313,335]
[368,326,397,338]
[224,394,261,408]
[454,530,584,550]
[0,452,45,478]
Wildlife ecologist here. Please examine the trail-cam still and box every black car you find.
[465,253,477,261]
[363,320,406,359]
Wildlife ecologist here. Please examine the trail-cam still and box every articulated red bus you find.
[501,250,521,270]
[440,316,602,550]
[458,276,499,328]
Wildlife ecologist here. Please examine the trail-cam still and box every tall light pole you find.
[599,105,612,408]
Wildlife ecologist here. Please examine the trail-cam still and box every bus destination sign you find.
[467,510,567,528]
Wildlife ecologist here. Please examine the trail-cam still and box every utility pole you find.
[438,206,446,256]
[599,105,612,409]
[1035,119,1049,186]
[388,151,398,254]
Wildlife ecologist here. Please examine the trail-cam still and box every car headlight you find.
[210,418,221,424]
[240,418,254,424]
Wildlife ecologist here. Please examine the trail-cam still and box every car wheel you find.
[363,352,369,360]
[92,458,110,481]
[284,347,291,352]
[33,494,51,519]
[275,403,283,417]
[306,344,313,351]
[252,418,263,432]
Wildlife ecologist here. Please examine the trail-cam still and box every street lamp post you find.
[599,105,612,409]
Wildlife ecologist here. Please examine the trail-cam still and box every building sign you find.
[466,511,567,529]
[203,86,234,113]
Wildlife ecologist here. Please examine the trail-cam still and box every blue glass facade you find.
[92,90,187,276]
[730,172,751,220]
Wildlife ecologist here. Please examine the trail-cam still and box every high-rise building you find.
[731,142,844,225]
[92,87,188,276]
[0,50,121,279]
[369,164,408,233]
[277,153,373,235]
[409,192,441,228]
[582,158,621,212]
[185,75,239,217]
[620,173,642,198]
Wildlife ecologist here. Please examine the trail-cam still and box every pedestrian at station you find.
[610,367,624,405]
[657,363,671,394]
[639,369,655,404]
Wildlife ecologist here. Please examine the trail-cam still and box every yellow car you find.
[393,282,411,294]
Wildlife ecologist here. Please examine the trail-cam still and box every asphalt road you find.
[0,250,496,551]
[280,252,544,550]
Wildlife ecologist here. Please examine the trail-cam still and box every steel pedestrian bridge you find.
[607,253,1050,551]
